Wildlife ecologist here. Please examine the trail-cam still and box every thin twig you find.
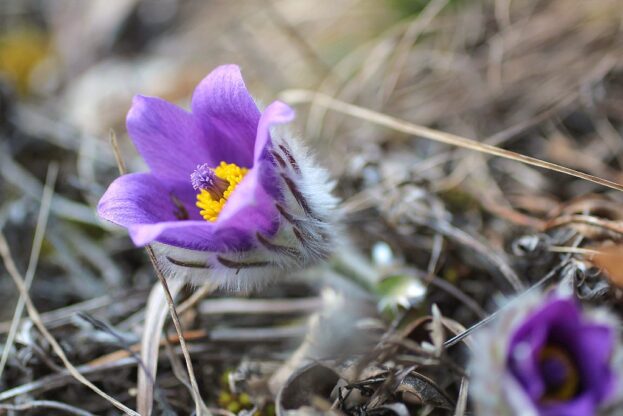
[109,129,127,175]
[379,0,448,103]
[0,232,139,415]
[0,163,58,379]
[280,90,623,192]
[443,258,571,349]
[0,292,146,334]
[145,246,209,416]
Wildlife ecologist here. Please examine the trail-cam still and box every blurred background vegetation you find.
[1,0,623,414]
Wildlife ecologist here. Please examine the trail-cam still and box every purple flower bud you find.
[97,65,339,289]
[470,294,622,416]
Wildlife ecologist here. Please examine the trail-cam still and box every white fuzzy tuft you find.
[152,130,341,292]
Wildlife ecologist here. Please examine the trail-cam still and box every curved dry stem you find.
[0,163,57,379]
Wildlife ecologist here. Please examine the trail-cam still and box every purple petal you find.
[191,65,260,168]
[574,323,615,401]
[254,101,295,163]
[508,323,548,400]
[138,101,293,248]
[127,172,279,250]
[255,100,296,198]
[98,171,277,251]
[127,95,219,181]
[134,162,282,251]
[98,173,181,226]
[216,166,279,235]
[128,220,255,251]
[128,171,279,250]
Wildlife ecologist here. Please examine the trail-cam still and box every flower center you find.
[538,345,580,402]
[191,162,248,222]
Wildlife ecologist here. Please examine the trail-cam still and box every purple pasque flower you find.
[98,65,338,289]
[507,298,615,415]
[470,294,621,416]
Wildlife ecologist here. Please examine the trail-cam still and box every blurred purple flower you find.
[508,298,615,415]
[98,65,338,289]
[471,294,621,416]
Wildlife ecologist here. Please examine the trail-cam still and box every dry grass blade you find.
[0,400,96,416]
[0,231,139,416]
[453,377,468,416]
[0,357,138,401]
[138,278,185,416]
[198,296,323,315]
[281,90,623,193]
[0,153,98,225]
[0,163,58,379]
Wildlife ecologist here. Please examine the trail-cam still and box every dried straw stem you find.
[281,89,623,193]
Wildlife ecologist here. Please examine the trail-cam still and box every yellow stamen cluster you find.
[196,162,248,222]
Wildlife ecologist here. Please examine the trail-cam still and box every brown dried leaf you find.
[593,245,623,287]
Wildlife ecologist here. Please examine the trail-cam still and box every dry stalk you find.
[145,246,209,416]
[281,90,623,193]
[109,129,127,175]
